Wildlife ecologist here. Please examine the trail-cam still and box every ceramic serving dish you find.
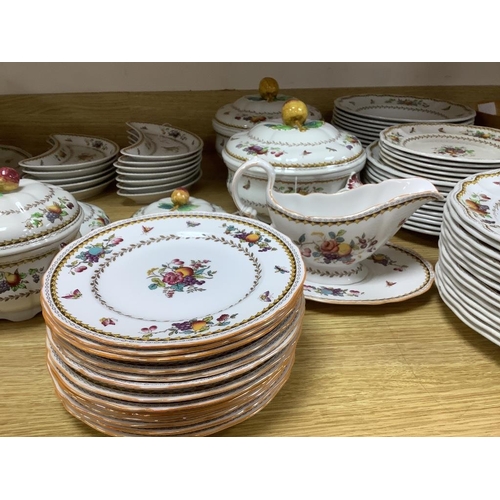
[212,77,322,156]
[223,99,366,222]
[0,167,84,321]
[231,157,443,287]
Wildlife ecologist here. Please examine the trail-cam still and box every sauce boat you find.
[231,157,444,286]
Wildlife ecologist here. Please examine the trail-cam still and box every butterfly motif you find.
[259,291,272,302]
[243,179,251,190]
[61,289,82,299]
[100,317,116,327]
[142,225,153,234]
[386,281,397,287]
[302,150,312,156]
[274,265,289,274]
[186,221,200,227]
[141,325,158,335]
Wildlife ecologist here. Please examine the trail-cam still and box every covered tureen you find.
[212,77,322,155]
[222,99,367,222]
[0,167,84,321]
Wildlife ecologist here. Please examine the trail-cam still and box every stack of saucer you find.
[362,123,500,236]
[332,94,475,147]
[41,211,305,436]
[115,122,204,204]
[436,169,500,346]
[18,134,118,200]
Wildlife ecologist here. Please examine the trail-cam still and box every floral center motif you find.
[146,258,216,298]
[295,230,378,266]
[434,145,474,157]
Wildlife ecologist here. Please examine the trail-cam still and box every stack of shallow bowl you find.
[212,77,322,156]
[40,211,306,436]
[332,94,476,147]
[362,123,500,236]
[19,134,119,200]
[115,122,203,204]
[222,99,366,223]
[435,168,500,346]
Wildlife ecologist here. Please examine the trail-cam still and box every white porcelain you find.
[78,202,111,237]
[121,122,203,160]
[19,134,119,171]
[70,177,115,201]
[22,157,116,179]
[117,171,202,204]
[116,165,199,187]
[40,211,305,347]
[223,101,366,222]
[212,78,322,155]
[380,123,500,163]
[116,169,201,193]
[302,243,434,304]
[231,157,443,286]
[25,169,116,192]
[115,152,203,168]
[334,94,476,123]
[132,195,226,217]
[449,169,500,243]
[0,171,84,321]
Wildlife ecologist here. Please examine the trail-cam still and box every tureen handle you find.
[230,158,276,219]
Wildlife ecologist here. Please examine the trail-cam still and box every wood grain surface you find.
[1,86,500,437]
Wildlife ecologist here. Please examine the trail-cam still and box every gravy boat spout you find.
[231,157,444,285]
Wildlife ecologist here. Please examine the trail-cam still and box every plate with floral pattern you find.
[335,94,476,123]
[450,169,500,243]
[302,243,434,305]
[380,124,500,164]
[41,212,305,347]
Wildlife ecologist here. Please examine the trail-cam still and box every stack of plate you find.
[18,134,118,200]
[332,94,476,147]
[115,122,204,204]
[362,123,500,236]
[435,169,500,347]
[41,211,306,436]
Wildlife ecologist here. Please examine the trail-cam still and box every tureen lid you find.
[0,167,82,253]
[223,99,365,169]
[132,188,227,217]
[213,77,322,133]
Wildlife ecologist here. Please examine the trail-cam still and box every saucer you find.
[303,243,434,305]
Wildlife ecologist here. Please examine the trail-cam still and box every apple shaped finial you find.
[282,99,308,131]
[0,167,20,193]
[171,187,190,207]
[259,77,279,102]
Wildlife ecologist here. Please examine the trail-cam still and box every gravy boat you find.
[231,157,444,285]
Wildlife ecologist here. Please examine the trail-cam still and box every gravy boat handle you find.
[230,157,276,219]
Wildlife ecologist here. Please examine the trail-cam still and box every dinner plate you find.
[41,211,305,348]
[334,94,476,123]
[302,243,434,305]
[380,123,500,163]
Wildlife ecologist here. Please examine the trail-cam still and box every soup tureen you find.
[223,99,367,222]
[212,77,322,155]
[0,167,84,321]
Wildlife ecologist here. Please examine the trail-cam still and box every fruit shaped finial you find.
[258,77,279,102]
[0,167,20,193]
[282,99,308,131]
[170,187,190,208]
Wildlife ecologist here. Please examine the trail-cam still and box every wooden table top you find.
[1,148,500,437]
